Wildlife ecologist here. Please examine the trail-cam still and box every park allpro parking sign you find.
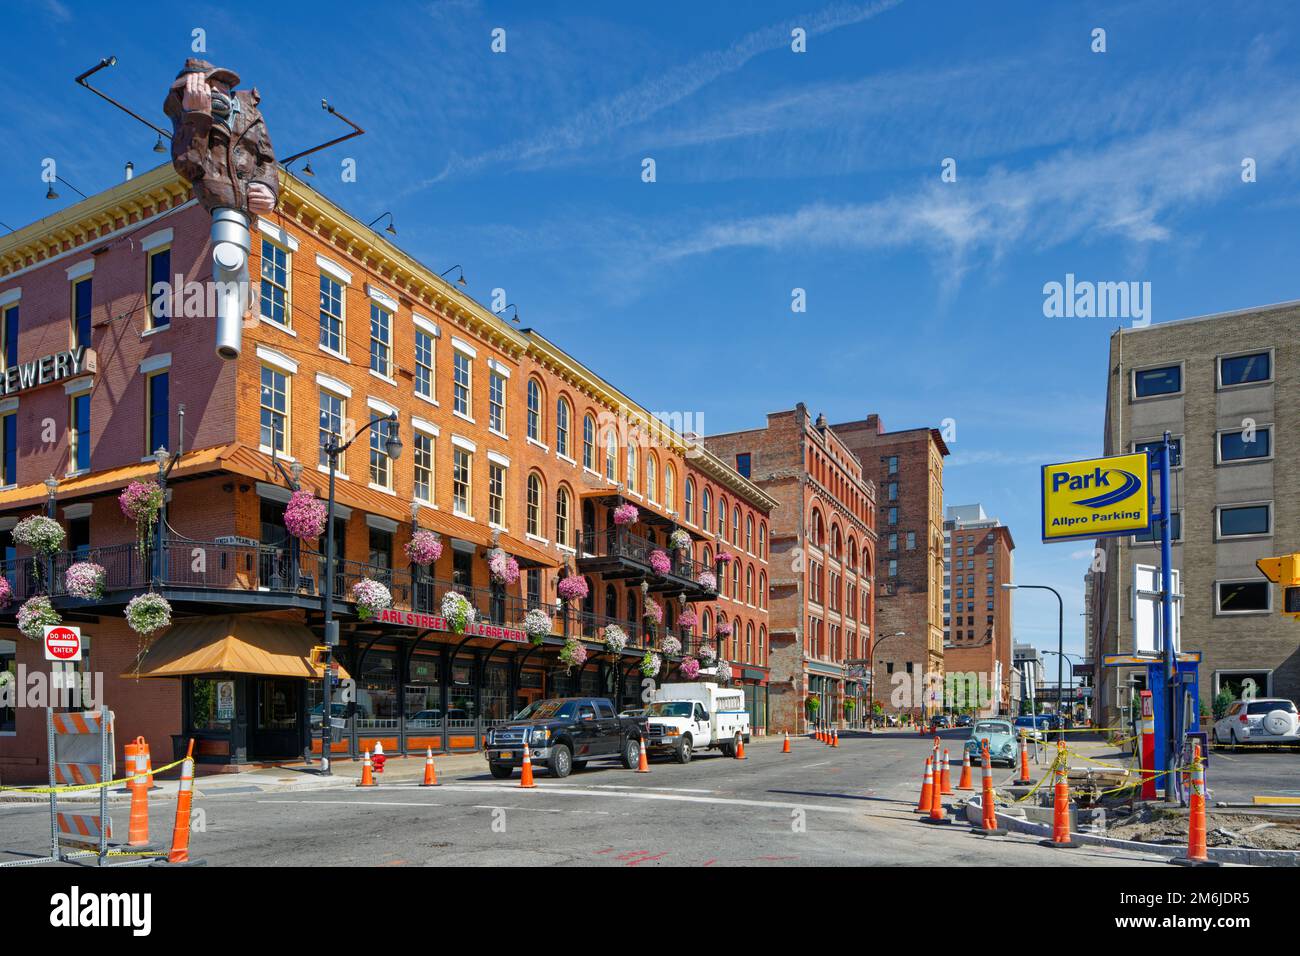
[43,624,82,662]
[1041,451,1151,543]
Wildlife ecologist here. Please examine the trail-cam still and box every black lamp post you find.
[317,412,401,775]
[868,630,907,730]
[1003,582,1065,741]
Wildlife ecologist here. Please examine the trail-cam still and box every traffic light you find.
[1256,554,1300,620]
[309,644,330,670]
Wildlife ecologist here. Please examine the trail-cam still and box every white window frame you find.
[1214,579,1272,616]
[1215,501,1273,540]
[1216,424,1274,465]
[1130,360,1185,401]
[1216,347,1274,391]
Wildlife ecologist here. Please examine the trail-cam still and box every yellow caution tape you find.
[0,755,190,795]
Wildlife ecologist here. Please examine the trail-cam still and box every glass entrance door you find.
[251,678,302,760]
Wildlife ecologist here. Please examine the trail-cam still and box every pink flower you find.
[698,571,717,590]
[716,551,734,564]
[558,575,589,603]
[119,480,164,523]
[681,657,700,680]
[613,503,639,526]
[283,489,327,540]
[643,599,663,625]
[716,619,733,637]
[649,549,671,576]
[404,530,443,566]
[678,608,698,630]
[488,549,520,585]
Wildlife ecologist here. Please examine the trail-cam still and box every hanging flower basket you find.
[557,575,589,605]
[119,480,165,561]
[440,590,477,635]
[660,634,682,657]
[640,650,661,678]
[698,644,716,663]
[522,608,552,646]
[806,696,822,714]
[643,598,663,626]
[680,657,700,680]
[13,515,66,557]
[613,503,639,526]
[669,529,691,552]
[678,608,698,631]
[0,576,11,610]
[488,548,520,586]
[716,619,733,638]
[648,548,672,576]
[64,561,106,600]
[716,659,732,684]
[698,570,717,591]
[283,489,327,540]
[16,594,60,640]
[351,578,393,621]
[603,624,628,655]
[560,638,587,673]
[716,551,734,564]
[404,529,443,567]
[125,592,172,636]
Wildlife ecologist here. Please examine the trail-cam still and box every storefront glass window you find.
[190,678,234,732]
[448,655,478,726]
[405,653,441,730]
[357,648,399,731]
[483,664,509,726]
[1,639,16,733]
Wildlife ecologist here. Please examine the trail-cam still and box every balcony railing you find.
[577,528,714,592]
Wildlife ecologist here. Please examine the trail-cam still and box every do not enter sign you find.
[44,625,82,662]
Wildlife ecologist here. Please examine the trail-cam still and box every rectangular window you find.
[148,247,171,328]
[453,449,472,515]
[888,559,898,577]
[1218,503,1270,538]
[369,413,393,489]
[735,453,751,478]
[1219,351,1270,387]
[888,482,898,501]
[0,640,13,733]
[453,351,471,417]
[415,329,434,399]
[488,463,505,527]
[1133,365,1181,398]
[318,390,344,471]
[1217,581,1270,614]
[259,239,289,326]
[1133,512,1180,543]
[369,302,392,377]
[1,412,15,486]
[1134,438,1182,467]
[414,433,434,504]
[69,393,90,472]
[888,507,898,525]
[319,274,343,355]
[888,533,897,551]
[147,371,169,455]
[1219,427,1271,462]
[887,455,898,475]
[906,531,916,550]
[368,528,393,570]
[259,366,289,453]
[72,276,92,350]
[2,304,17,369]
[489,371,505,433]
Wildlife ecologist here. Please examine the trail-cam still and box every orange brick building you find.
[0,165,773,781]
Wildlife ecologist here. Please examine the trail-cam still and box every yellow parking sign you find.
[1041,451,1151,542]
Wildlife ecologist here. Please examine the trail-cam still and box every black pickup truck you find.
[484,697,645,779]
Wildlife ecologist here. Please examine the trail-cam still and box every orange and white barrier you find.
[1171,745,1219,867]
[165,739,199,865]
[637,738,651,772]
[358,749,376,787]
[735,736,747,760]
[127,747,151,848]
[939,748,954,795]
[972,742,1006,836]
[916,755,934,813]
[956,749,973,791]
[782,732,791,754]
[520,741,537,788]
[1040,743,1077,848]
[421,747,439,787]
[1017,732,1033,785]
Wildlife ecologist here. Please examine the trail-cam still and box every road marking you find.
[584,784,715,794]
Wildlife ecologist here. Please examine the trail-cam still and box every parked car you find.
[642,682,751,762]
[484,697,644,779]
[955,714,973,728]
[964,719,1019,766]
[1213,698,1300,745]
[930,714,951,729]
[1013,715,1049,740]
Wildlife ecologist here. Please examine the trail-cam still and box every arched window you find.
[527,379,543,442]
[746,515,754,553]
[746,622,754,662]
[646,454,657,503]
[555,486,571,548]
[665,464,676,513]
[605,429,617,481]
[718,497,728,538]
[731,560,740,599]
[527,473,543,537]
[832,525,843,561]
[626,443,637,494]
[759,522,767,559]
[812,509,825,548]
[701,609,712,642]
[759,625,767,665]
[745,565,754,605]
[556,397,571,458]
[605,584,617,620]
[759,571,767,609]
[848,537,858,573]
[731,617,741,660]
[702,489,712,532]
[684,478,695,524]
[732,506,741,545]
[583,414,595,470]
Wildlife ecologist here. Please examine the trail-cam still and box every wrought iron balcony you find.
[576,528,717,599]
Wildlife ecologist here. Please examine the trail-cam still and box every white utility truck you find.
[642,682,751,763]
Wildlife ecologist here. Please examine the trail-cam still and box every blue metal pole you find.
[1158,431,1178,804]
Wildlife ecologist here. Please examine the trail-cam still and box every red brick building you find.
[704,407,876,735]
[0,164,772,782]
[831,414,947,720]
[942,504,1015,717]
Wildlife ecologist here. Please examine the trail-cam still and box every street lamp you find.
[868,630,907,730]
[1003,582,1065,739]
[316,412,401,775]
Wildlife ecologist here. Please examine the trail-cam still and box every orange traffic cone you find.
[956,748,974,790]
[916,755,934,813]
[1171,745,1219,867]
[972,742,1007,836]
[1040,745,1078,848]
[358,749,376,787]
[421,747,439,786]
[782,732,791,754]
[162,739,200,865]
[735,736,747,760]
[1017,732,1033,785]
[637,738,650,772]
[831,729,839,748]
[940,748,954,795]
[127,747,152,848]
[140,736,156,789]
[520,740,537,788]
[924,754,948,824]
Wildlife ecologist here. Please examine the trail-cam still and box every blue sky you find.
[5,0,1300,667]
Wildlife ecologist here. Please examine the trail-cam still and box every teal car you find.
[963,719,1018,767]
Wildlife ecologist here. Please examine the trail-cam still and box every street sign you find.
[43,625,82,662]
[1041,451,1151,543]
[1134,565,1182,654]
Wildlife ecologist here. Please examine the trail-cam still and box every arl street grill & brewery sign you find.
[1041,451,1151,543]
[374,608,527,643]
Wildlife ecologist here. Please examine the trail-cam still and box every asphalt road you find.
[0,731,1174,867]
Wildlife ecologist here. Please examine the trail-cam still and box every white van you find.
[643,682,751,762]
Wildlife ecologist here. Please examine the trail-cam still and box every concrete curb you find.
[962,795,1300,867]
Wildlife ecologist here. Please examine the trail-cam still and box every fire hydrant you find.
[372,742,386,774]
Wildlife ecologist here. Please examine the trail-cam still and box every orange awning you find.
[122,614,351,680]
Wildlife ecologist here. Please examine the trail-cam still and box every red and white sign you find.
[44,625,83,662]
[374,608,527,644]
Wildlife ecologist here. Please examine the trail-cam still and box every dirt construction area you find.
[1106,804,1300,851]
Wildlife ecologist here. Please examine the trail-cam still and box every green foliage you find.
[1212,688,1234,722]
